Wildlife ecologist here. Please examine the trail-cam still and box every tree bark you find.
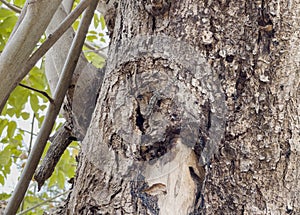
[66,0,300,214]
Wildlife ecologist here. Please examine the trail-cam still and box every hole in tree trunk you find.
[136,105,145,134]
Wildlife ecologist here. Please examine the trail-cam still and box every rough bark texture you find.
[34,122,73,190]
[65,0,300,214]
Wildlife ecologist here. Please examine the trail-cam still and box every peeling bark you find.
[65,0,300,214]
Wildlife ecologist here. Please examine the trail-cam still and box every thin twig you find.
[0,0,22,13]
[19,83,54,103]
[28,114,35,154]
[84,41,98,50]
[84,42,108,59]
[4,1,99,214]
[84,42,108,52]
[17,190,70,215]
[63,0,75,13]
[17,128,37,136]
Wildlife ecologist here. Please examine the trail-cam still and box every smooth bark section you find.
[0,0,63,113]
[4,0,98,214]
[62,0,74,14]
[6,0,27,39]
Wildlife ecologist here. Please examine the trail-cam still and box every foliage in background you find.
[0,0,107,213]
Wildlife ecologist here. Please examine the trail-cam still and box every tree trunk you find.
[65,0,300,214]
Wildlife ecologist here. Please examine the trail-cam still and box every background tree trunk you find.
[65,0,300,214]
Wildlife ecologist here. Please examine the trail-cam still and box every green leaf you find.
[0,119,8,135]
[100,15,106,30]
[21,112,30,120]
[29,75,44,91]
[7,121,17,138]
[65,164,75,178]
[13,0,26,7]
[86,35,97,42]
[0,27,8,35]
[1,102,7,115]
[0,138,8,144]
[0,174,4,185]
[73,20,79,31]
[85,52,105,68]
[3,158,11,176]
[89,30,97,35]
[15,133,23,141]
[0,8,14,18]
[5,108,15,117]
[48,170,57,188]
[93,13,99,28]
[57,170,65,189]
[10,147,22,158]
[28,66,46,90]
[0,148,11,166]
[0,16,18,30]
[0,192,11,200]
[39,104,47,111]
[29,94,39,112]
[36,115,45,128]
[8,86,29,115]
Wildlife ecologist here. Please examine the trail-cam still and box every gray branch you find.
[4,1,99,213]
